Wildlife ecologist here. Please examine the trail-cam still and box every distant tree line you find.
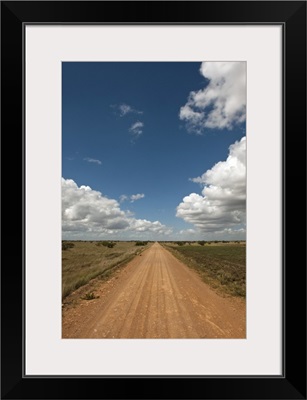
[170,240,245,246]
[96,241,116,248]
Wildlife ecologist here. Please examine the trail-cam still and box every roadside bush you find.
[96,241,116,248]
[198,241,206,246]
[62,242,75,251]
[81,292,99,301]
[135,241,148,246]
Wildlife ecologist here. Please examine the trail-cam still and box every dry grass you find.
[62,241,149,299]
[163,242,246,297]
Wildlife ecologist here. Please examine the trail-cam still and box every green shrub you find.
[135,241,148,246]
[62,242,75,251]
[81,292,99,301]
[96,241,116,248]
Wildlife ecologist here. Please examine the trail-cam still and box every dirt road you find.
[62,243,245,338]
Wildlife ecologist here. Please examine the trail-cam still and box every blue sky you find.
[62,62,246,240]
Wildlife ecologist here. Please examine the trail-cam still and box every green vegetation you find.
[164,243,246,297]
[62,242,75,251]
[62,241,149,299]
[81,292,99,301]
[96,241,116,248]
[135,241,148,246]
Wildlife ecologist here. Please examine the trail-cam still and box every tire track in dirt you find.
[62,242,246,338]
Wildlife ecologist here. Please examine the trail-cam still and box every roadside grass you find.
[81,292,99,301]
[62,241,150,299]
[163,242,246,298]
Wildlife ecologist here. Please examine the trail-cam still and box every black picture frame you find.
[1,1,306,399]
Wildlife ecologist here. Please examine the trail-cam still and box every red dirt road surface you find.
[62,243,246,338]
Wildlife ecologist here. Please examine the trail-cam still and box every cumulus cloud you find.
[179,229,196,236]
[179,62,246,132]
[129,219,172,234]
[113,103,143,117]
[84,157,102,165]
[129,121,144,137]
[62,178,171,239]
[176,136,246,234]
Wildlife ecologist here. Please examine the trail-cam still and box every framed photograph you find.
[1,1,306,399]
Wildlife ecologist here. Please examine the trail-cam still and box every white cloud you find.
[130,219,172,235]
[84,157,102,165]
[178,228,197,236]
[62,178,171,239]
[169,227,245,241]
[120,193,145,203]
[119,194,128,203]
[176,136,246,235]
[130,193,145,202]
[119,104,133,116]
[179,62,246,132]
[115,103,143,117]
[111,104,144,140]
[129,121,144,137]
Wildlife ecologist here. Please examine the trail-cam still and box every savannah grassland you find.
[162,241,246,297]
[62,240,150,300]
[62,240,246,301]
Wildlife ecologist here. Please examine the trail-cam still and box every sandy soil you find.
[62,242,246,338]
